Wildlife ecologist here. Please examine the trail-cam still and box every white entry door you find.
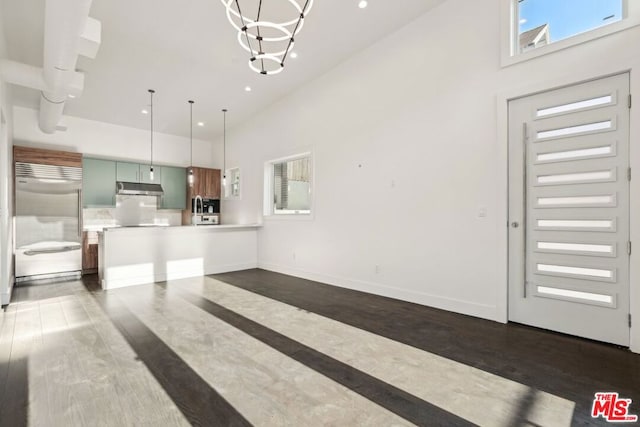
[508,73,631,346]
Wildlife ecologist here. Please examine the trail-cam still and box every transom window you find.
[502,0,640,65]
[517,0,623,53]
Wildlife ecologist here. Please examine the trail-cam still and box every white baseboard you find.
[102,262,258,290]
[258,262,502,322]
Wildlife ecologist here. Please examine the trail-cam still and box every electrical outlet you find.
[375,264,380,274]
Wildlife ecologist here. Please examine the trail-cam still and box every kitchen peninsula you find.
[98,223,260,289]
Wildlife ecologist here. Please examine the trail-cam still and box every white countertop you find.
[84,225,119,232]
[99,223,262,233]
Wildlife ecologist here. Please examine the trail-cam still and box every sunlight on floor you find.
[181,277,577,426]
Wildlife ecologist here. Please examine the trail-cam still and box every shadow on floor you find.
[90,289,251,427]
[212,269,640,426]
[0,358,29,427]
[176,288,473,427]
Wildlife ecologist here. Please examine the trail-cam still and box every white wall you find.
[222,0,640,350]
[12,106,222,169]
[0,1,14,306]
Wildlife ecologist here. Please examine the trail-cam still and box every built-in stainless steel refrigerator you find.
[15,162,82,282]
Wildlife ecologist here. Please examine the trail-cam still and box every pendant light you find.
[222,108,227,187]
[148,89,155,180]
[188,100,194,186]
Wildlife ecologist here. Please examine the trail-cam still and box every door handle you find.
[78,189,83,237]
[511,222,520,228]
[24,245,81,256]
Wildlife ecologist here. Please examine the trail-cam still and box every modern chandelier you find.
[220,0,314,75]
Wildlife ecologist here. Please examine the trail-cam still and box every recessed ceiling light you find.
[290,51,298,59]
[245,86,252,92]
[141,109,149,115]
[68,94,76,99]
[197,122,204,127]
[358,0,368,9]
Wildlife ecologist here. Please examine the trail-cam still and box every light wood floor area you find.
[0,270,638,426]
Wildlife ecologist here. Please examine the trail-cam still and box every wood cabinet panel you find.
[194,167,207,196]
[187,167,220,198]
[205,168,221,198]
[82,231,98,272]
[182,166,221,224]
[14,146,82,167]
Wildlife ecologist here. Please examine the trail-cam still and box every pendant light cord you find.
[234,0,256,60]
[149,89,155,169]
[189,101,194,167]
[281,0,310,65]
[222,109,227,181]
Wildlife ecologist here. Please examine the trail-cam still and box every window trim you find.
[223,166,241,200]
[263,151,314,219]
[501,0,640,67]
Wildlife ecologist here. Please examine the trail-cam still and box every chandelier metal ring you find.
[221,0,313,31]
[236,19,301,44]
[237,22,294,56]
[248,53,286,75]
[222,1,307,44]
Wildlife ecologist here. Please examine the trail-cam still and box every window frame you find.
[501,0,640,67]
[263,152,313,219]
[223,166,241,200]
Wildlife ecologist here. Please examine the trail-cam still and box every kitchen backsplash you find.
[83,195,182,230]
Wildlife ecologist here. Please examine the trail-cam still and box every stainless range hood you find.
[116,181,164,196]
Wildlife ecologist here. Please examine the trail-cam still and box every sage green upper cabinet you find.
[159,166,186,209]
[116,161,140,182]
[139,164,161,184]
[85,158,182,209]
[116,162,162,184]
[83,158,116,207]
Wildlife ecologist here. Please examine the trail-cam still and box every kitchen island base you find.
[98,225,259,290]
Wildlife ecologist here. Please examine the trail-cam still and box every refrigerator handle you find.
[78,189,83,237]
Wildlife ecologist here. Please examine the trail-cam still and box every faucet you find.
[192,195,203,225]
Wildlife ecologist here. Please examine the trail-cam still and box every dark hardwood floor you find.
[213,269,640,426]
[176,288,472,427]
[2,270,639,426]
[94,291,252,427]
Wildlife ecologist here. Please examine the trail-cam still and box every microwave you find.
[192,198,220,214]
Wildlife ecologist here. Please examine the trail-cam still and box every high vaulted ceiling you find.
[2,0,444,140]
